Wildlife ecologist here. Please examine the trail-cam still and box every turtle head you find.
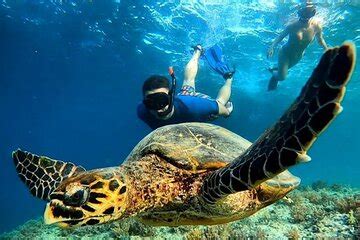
[44,168,128,227]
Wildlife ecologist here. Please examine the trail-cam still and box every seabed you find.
[1,182,359,239]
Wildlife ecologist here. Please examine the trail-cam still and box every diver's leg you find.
[276,59,289,81]
[216,77,233,105]
[288,52,303,69]
[217,103,232,116]
[183,48,202,89]
[268,50,289,91]
[277,49,304,80]
[216,77,233,116]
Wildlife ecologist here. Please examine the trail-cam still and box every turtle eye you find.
[64,187,89,207]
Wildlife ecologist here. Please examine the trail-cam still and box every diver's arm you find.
[267,26,290,58]
[316,25,328,50]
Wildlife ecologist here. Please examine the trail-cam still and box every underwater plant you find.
[347,210,357,226]
[290,202,311,223]
[335,196,360,214]
[311,180,328,190]
[286,227,301,240]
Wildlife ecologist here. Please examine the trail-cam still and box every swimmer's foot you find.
[268,76,279,91]
[191,44,204,55]
[225,101,233,116]
[223,70,236,80]
[268,66,278,73]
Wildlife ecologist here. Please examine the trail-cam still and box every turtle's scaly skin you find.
[12,43,356,228]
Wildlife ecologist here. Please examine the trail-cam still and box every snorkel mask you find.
[143,92,170,111]
[298,4,316,22]
[143,67,177,117]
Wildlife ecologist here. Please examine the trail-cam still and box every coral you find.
[286,227,300,240]
[355,207,360,223]
[204,224,231,239]
[290,201,311,223]
[1,218,53,239]
[185,225,233,240]
[127,219,154,237]
[290,202,326,226]
[330,184,344,192]
[347,210,358,226]
[311,181,328,190]
[185,227,202,240]
[335,196,360,214]
[303,190,322,205]
[255,227,268,239]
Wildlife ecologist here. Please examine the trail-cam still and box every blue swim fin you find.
[204,45,234,78]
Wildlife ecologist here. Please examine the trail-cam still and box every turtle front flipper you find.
[201,42,356,204]
[13,149,86,200]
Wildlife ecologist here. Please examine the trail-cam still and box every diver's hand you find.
[267,47,274,59]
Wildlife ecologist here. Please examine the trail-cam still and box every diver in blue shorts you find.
[137,45,235,130]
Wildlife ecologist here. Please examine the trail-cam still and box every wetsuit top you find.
[137,95,219,130]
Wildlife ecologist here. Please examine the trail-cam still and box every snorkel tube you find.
[168,66,176,103]
[156,66,176,118]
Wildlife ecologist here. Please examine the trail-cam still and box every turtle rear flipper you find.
[202,42,356,204]
[13,149,85,201]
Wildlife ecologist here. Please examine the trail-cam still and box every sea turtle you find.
[13,43,355,228]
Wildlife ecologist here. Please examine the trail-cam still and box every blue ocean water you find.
[0,0,359,234]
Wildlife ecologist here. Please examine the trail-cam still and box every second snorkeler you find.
[267,4,328,91]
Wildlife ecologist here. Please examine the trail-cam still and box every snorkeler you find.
[137,45,235,130]
[267,3,328,91]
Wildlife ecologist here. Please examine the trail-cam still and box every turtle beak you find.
[44,201,84,227]
[44,202,60,225]
[44,203,53,224]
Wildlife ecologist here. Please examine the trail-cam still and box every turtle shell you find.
[125,123,251,171]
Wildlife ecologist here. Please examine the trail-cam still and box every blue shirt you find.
[137,95,219,129]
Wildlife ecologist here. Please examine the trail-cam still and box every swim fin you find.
[268,75,279,91]
[204,45,234,79]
